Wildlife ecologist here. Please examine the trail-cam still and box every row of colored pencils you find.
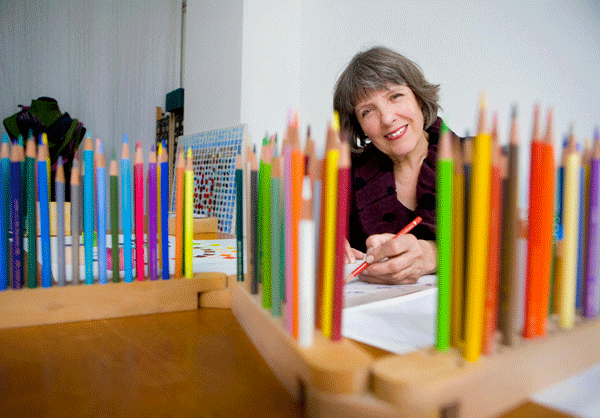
[239,111,349,347]
[0,131,197,290]
[436,94,600,363]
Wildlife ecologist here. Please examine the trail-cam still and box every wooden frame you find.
[0,272,227,329]
[231,281,600,418]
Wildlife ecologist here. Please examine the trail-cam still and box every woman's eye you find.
[391,93,403,100]
[361,109,371,118]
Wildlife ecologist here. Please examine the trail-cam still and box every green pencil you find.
[110,155,120,282]
[436,121,453,351]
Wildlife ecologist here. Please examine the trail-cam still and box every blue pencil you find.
[97,140,107,284]
[83,136,94,284]
[121,134,133,283]
[0,134,10,291]
[38,137,52,288]
[160,140,169,280]
[11,138,24,289]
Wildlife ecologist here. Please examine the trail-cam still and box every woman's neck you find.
[391,130,429,175]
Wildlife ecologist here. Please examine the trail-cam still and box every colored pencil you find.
[157,141,162,271]
[11,138,24,289]
[174,148,185,278]
[451,132,464,348]
[260,140,273,310]
[320,113,340,339]
[290,118,304,338]
[461,136,473,343]
[71,158,81,285]
[526,108,556,337]
[436,121,453,351]
[148,146,158,281]
[584,129,600,318]
[499,105,520,346]
[271,152,283,316]
[346,217,423,280]
[25,135,37,288]
[184,148,194,279]
[298,175,316,347]
[332,133,350,342]
[0,134,9,291]
[134,140,145,281]
[121,134,133,283]
[552,139,568,314]
[160,140,169,280]
[282,128,293,331]
[560,126,580,329]
[38,136,52,288]
[110,155,120,282]
[464,93,491,362]
[577,139,591,310]
[236,153,244,283]
[83,136,94,284]
[55,157,66,286]
[249,146,259,294]
[97,142,108,285]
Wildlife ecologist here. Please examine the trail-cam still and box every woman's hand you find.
[359,234,436,284]
[344,239,365,264]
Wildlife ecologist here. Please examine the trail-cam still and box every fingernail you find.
[366,254,374,264]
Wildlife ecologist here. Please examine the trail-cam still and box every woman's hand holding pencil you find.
[345,216,430,284]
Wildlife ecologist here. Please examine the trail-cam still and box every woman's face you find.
[354,84,425,160]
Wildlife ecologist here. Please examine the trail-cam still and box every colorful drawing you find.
[170,125,246,234]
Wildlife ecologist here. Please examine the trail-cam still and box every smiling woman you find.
[333,46,462,285]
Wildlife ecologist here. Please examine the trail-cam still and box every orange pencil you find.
[174,149,185,278]
[524,106,555,338]
[482,112,503,355]
[289,113,304,339]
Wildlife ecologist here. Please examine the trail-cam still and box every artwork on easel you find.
[170,124,246,234]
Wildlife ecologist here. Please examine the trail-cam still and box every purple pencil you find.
[148,146,158,280]
[584,129,600,318]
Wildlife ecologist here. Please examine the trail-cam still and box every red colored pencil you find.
[345,216,423,281]
[332,136,351,341]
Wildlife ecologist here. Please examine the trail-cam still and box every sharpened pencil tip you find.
[2,133,8,144]
[123,133,128,144]
[331,111,340,132]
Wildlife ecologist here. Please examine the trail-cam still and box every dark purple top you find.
[349,117,457,252]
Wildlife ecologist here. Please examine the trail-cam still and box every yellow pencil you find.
[560,126,579,329]
[320,112,340,338]
[464,93,492,362]
[184,147,194,279]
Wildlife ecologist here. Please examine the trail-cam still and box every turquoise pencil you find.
[121,134,133,283]
[38,136,52,288]
[83,136,94,284]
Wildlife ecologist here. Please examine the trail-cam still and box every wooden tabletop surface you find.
[0,308,571,418]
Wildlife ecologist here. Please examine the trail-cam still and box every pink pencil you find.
[134,141,145,281]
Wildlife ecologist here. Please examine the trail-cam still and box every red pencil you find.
[332,136,351,341]
[134,141,145,281]
[345,216,423,281]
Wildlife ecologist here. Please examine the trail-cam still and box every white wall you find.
[184,0,244,135]
[239,0,600,206]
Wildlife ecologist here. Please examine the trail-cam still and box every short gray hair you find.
[333,46,440,151]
